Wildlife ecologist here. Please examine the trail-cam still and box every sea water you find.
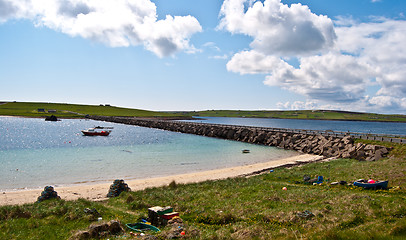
[187,117,406,136]
[0,117,299,191]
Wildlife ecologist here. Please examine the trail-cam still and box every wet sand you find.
[0,154,324,206]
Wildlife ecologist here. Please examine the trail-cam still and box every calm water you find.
[0,117,298,191]
[187,117,406,136]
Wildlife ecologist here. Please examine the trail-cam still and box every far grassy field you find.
[1,141,405,239]
[193,109,406,122]
[0,102,188,119]
[1,101,406,122]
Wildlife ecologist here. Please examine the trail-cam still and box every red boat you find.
[81,126,113,136]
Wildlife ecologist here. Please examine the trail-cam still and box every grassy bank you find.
[1,142,405,239]
[0,102,188,119]
[1,101,406,122]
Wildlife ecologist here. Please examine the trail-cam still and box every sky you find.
[0,0,405,114]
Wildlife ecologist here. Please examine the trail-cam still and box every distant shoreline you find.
[1,101,405,123]
[189,115,406,124]
[2,114,406,124]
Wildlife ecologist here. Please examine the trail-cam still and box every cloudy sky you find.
[1,0,405,113]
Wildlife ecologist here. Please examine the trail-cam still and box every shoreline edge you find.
[0,154,325,206]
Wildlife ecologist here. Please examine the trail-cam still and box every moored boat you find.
[353,179,388,189]
[81,126,113,136]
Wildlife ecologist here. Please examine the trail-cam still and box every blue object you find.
[126,223,160,232]
[317,176,324,184]
[270,170,274,173]
[353,180,388,189]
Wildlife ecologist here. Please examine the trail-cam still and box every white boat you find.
[81,126,113,136]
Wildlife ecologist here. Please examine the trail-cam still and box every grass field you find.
[1,141,405,239]
[1,101,406,122]
[0,102,187,119]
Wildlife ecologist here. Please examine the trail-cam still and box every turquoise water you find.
[0,117,298,191]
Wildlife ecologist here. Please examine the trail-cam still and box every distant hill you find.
[1,101,405,122]
[0,102,189,119]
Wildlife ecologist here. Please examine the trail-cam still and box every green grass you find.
[0,102,188,118]
[2,102,406,122]
[1,142,405,239]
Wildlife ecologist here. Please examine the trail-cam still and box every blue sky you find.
[0,0,405,113]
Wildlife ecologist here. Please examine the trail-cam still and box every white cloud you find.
[227,50,376,103]
[277,100,318,110]
[210,54,229,60]
[265,53,376,103]
[336,19,406,107]
[368,96,406,111]
[0,0,202,57]
[203,42,221,52]
[0,0,34,22]
[219,0,336,56]
[226,50,291,74]
[220,0,406,113]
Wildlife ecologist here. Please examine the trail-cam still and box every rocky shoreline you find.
[90,116,391,162]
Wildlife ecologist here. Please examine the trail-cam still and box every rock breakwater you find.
[90,116,391,161]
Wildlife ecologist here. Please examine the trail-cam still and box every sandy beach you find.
[0,154,324,206]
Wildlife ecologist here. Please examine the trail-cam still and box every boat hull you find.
[81,130,110,136]
[353,180,388,189]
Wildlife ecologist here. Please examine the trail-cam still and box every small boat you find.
[126,222,160,232]
[353,179,388,189]
[242,149,250,153]
[81,126,113,136]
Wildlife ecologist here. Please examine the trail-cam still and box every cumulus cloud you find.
[335,19,406,109]
[0,0,202,57]
[0,0,18,22]
[227,51,376,104]
[276,100,318,110]
[219,0,336,56]
[265,53,377,103]
[0,0,33,22]
[226,50,291,74]
[220,0,406,113]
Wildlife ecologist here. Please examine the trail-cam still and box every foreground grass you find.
[1,144,405,239]
[0,102,187,118]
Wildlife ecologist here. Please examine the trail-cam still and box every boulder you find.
[69,230,90,240]
[108,220,123,234]
[355,150,366,160]
[226,129,236,139]
[86,220,122,238]
[107,179,131,198]
[342,135,354,144]
[37,186,61,203]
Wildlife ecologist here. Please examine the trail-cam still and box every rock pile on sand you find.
[107,179,131,198]
[37,186,60,202]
